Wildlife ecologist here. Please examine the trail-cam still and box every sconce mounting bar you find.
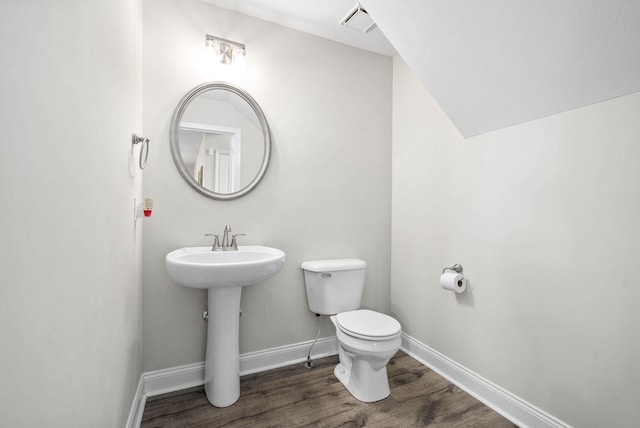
[205,34,245,50]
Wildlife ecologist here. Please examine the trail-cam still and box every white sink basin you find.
[164,244,285,408]
[165,245,285,289]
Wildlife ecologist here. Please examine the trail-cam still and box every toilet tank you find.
[301,258,367,315]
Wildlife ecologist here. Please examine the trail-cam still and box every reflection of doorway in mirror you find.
[179,122,241,194]
[214,150,233,193]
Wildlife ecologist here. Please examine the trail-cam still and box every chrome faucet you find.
[221,224,232,248]
[207,225,245,251]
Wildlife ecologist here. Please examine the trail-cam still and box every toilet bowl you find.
[331,309,402,402]
[301,258,403,402]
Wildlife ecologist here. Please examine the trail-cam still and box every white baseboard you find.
[125,337,338,428]
[239,336,339,375]
[400,333,570,428]
[127,334,569,428]
[124,375,145,428]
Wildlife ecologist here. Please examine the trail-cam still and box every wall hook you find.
[132,133,150,169]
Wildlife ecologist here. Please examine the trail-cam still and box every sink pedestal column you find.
[204,286,242,407]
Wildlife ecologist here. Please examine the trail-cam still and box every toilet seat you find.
[336,309,401,341]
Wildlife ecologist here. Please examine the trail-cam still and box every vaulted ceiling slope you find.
[360,0,640,137]
[199,0,396,56]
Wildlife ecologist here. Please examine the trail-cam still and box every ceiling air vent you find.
[341,4,376,34]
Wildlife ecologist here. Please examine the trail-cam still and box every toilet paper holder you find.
[442,264,463,274]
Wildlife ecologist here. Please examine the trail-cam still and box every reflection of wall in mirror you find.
[178,129,203,174]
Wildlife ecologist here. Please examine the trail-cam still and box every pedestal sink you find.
[165,245,285,407]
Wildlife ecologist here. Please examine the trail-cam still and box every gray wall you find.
[391,56,640,428]
[0,1,143,426]
[142,0,392,371]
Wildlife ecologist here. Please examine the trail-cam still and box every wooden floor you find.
[141,351,517,427]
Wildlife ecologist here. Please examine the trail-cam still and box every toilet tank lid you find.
[301,258,366,272]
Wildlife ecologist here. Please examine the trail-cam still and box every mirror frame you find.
[169,82,272,200]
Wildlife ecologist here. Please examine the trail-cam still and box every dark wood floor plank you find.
[141,351,518,427]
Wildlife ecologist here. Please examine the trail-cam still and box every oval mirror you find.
[170,82,272,200]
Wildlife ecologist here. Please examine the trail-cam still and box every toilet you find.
[301,258,402,402]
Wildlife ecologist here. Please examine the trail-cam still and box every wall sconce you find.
[205,34,246,65]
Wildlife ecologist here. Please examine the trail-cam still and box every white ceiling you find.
[361,0,640,136]
[199,0,396,56]
[202,0,640,137]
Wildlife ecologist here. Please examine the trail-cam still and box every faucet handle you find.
[204,233,221,251]
[229,233,246,251]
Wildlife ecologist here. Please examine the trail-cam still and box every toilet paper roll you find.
[440,272,467,293]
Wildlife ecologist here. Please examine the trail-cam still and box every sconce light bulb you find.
[219,43,233,64]
[205,38,218,52]
[232,48,246,68]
